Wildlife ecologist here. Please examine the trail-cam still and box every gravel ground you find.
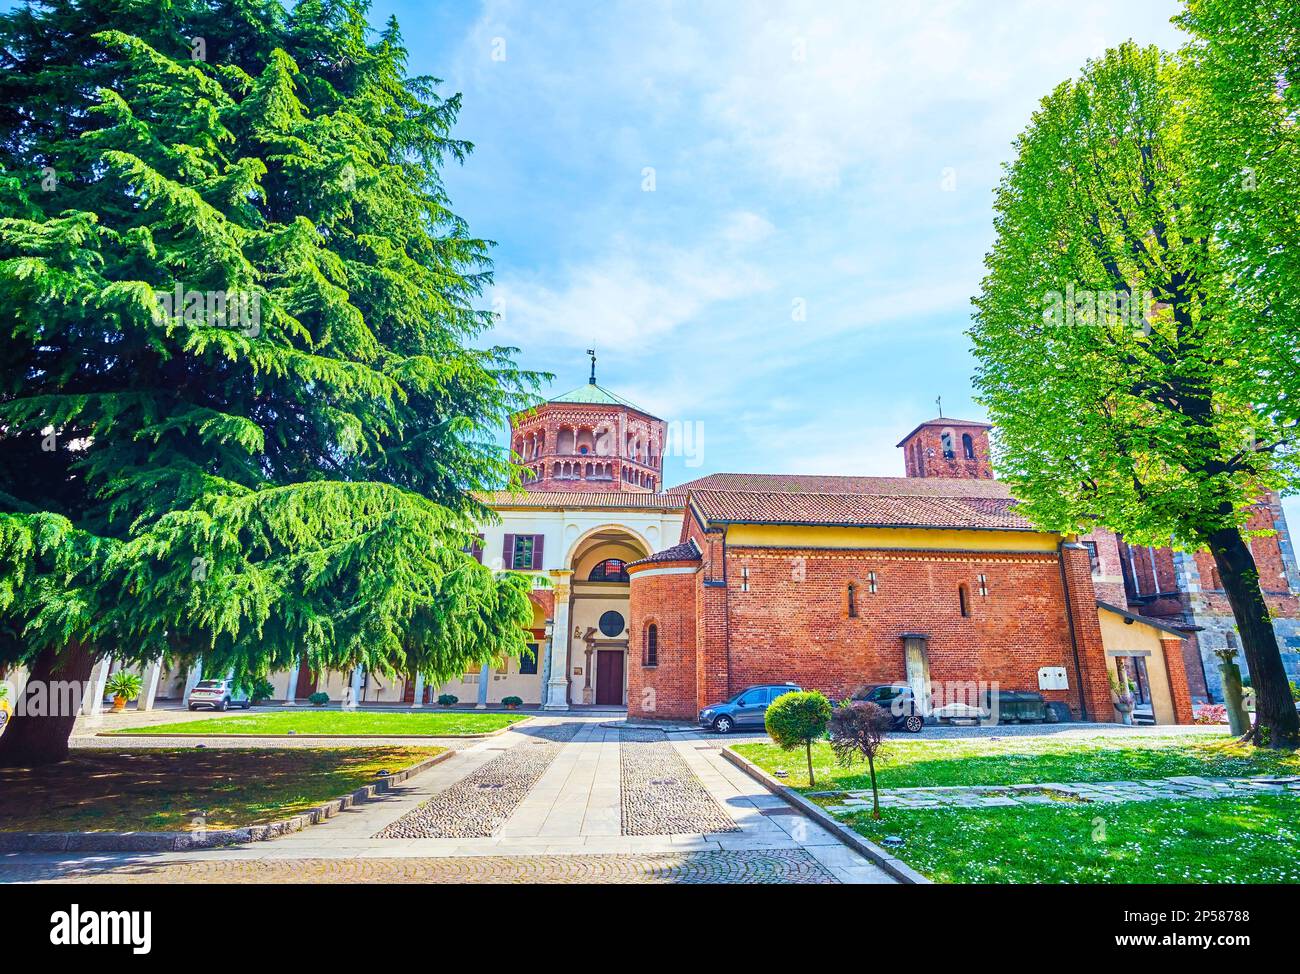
[0,849,837,884]
[619,729,738,836]
[376,723,583,839]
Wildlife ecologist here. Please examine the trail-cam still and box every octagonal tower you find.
[511,355,665,493]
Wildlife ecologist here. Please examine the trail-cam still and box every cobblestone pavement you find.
[620,729,738,835]
[376,722,583,838]
[825,774,1300,812]
[1,849,837,884]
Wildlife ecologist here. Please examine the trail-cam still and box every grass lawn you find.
[0,746,442,832]
[732,733,1300,791]
[733,734,1300,884]
[845,796,1300,883]
[108,709,529,737]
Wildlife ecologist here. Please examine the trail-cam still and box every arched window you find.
[847,582,858,618]
[941,431,956,459]
[958,583,971,618]
[589,558,629,582]
[962,433,975,460]
[644,624,658,667]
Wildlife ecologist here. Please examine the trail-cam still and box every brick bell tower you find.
[897,412,995,480]
[511,351,666,493]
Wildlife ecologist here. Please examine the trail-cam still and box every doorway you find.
[903,635,931,716]
[595,649,625,705]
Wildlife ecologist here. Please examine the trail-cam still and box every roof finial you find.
[586,348,597,385]
[935,394,943,418]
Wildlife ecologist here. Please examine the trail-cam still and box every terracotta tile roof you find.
[478,490,686,511]
[687,488,1032,531]
[627,539,701,568]
[669,473,1010,499]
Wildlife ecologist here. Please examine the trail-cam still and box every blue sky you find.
[369,0,1207,489]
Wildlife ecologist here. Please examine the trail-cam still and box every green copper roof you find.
[549,383,656,416]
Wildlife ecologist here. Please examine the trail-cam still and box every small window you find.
[509,535,536,570]
[598,610,625,637]
[518,643,539,675]
[962,433,975,460]
[959,583,971,617]
[644,625,658,667]
[977,573,988,597]
[847,582,858,618]
[738,689,765,706]
[867,571,878,594]
[769,686,796,704]
[740,566,750,592]
[589,558,629,582]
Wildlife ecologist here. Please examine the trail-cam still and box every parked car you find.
[851,684,926,733]
[188,678,252,711]
[699,683,801,734]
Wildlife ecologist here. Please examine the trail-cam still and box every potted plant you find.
[1109,669,1136,725]
[502,695,523,711]
[105,671,144,712]
[437,693,458,708]
[249,677,276,706]
[307,691,329,707]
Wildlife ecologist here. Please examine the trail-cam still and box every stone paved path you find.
[4,715,895,885]
[1,850,837,884]
[620,729,738,835]
[827,774,1300,812]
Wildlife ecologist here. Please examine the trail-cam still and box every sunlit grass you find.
[109,710,527,737]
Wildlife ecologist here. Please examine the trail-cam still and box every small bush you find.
[437,693,459,707]
[1194,703,1227,725]
[828,701,893,818]
[502,695,523,708]
[765,690,832,786]
[248,677,276,703]
[307,691,330,706]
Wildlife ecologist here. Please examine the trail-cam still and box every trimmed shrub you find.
[502,695,523,709]
[307,691,329,706]
[765,690,832,786]
[437,693,459,707]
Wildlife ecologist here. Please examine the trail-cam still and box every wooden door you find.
[296,660,317,699]
[595,650,624,705]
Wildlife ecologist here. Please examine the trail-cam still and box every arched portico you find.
[544,525,649,709]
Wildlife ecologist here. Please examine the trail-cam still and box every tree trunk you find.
[0,643,96,767]
[867,753,880,820]
[805,740,815,787]
[1208,527,1300,747]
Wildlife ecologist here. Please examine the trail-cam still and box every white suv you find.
[188,678,252,712]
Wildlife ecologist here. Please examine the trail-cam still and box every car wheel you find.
[904,715,924,733]
[242,701,252,710]
[713,714,735,734]
[188,704,198,711]
[216,698,228,712]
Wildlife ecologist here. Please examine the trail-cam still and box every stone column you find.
[80,658,111,716]
[412,673,425,708]
[137,657,164,711]
[183,659,204,706]
[543,571,573,710]
[475,663,490,709]
[283,658,299,705]
[349,666,365,707]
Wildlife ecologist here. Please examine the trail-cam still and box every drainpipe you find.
[1057,539,1090,721]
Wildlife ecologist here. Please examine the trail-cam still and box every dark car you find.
[699,683,801,734]
[851,684,927,733]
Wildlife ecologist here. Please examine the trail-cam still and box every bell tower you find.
[510,352,666,493]
[897,416,995,480]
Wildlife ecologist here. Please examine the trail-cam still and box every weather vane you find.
[587,348,597,385]
[936,395,943,418]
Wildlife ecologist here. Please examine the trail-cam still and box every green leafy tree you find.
[827,701,892,819]
[971,42,1299,747]
[0,0,542,765]
[765,690,832,786]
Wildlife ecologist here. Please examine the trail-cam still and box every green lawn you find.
[733,734,1300,884]
[732,734,1300,791]
[845,796,1300,883]
[0,747,442,832]
[108,710,529,737]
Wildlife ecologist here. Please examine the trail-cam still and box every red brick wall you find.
[627,564,698,721]
[632,530,1119,722]
[1161,635,1195,724]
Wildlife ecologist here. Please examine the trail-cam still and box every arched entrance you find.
[565,528,649,707]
